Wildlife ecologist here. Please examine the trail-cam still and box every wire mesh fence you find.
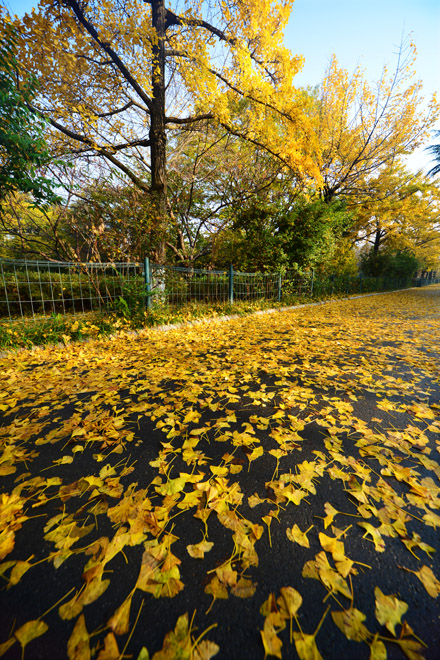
[149,264,230,306]
[148,264,284,306]
[0,259,142,319]
[0,258,438,322]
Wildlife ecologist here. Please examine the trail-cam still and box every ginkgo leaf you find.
[292,632,323,660]
[302,560,319,581]
[369,634,387,660]
[67,615,90,660]
[248,446,264,464]
[402,565,440,598]
[259,593,279,618]
[396,638,426,660]
[53,455,74,465]
[335,557,355,578]
[0,638,16,656]
[277,586,302,617]
[152,613,192,659]
[261,617,283,660]
[96,632,120,660]
[318,532,345,559]
[187,540,214,559]
[59,578,110,620]
[248,493,265,508]
[422,511,440,529]
[374,586,408,636]
[14,620,48,650]
[401,534,436,560]
[230,577,256,599]
[107,593,133,635]
[215,564,237,587]
[204,575,228,609]
[331,608,370,642]
[358,522,386,552]
[286,524,311,548]
[193,640,220,660]
[323,502,339,529]
[9,560,32,586]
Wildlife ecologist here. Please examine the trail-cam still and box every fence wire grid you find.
[0,260,142,320]
[0,258,438,321]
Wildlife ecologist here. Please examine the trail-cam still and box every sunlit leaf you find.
[14,620,48,650]
[286,524,311,548]
[261,616,283,659]
[187,540,214,559]
[67,615,90,660]
[369,634,387,660]
[193,640,220,660]
[96,632,120,660]
[407,565,440,598]
[331,608,369,642]
[323,502,339,529]
[107,593,133,636]
[292,632,323,660]
[374,586,408,636]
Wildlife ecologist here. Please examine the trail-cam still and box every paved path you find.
[0,286,439,659]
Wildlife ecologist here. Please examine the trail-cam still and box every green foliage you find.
[0,265,139,317]
[0,26,60,210]
[0,313,116,350]
[277,197,353,272]
[65,182,162,262]
[360,249,421,281]
[213,195,353,273]
[111,277,147,324]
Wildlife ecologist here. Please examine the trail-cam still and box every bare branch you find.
[63,0,154,113]
[165,113,214,125]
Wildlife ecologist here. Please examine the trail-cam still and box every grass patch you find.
[0,293,318,351]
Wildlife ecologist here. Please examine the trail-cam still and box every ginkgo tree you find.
[6,0,316,261]
[309,41,439,204]
[353,162,440,271]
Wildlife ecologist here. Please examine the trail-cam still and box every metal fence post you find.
[277,273,282,302]
[310,269,314,296]
[228,264,234,304]
[144,257,151,310]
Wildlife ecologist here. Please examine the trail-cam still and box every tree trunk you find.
[373,222,382,253]
[150,0,167,262]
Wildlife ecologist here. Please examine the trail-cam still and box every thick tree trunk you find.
[150,0,167,262]
[373,221,382,253]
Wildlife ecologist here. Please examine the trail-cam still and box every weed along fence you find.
[0,257,438,322]
[0,260,142,320]
[145,262,283,309]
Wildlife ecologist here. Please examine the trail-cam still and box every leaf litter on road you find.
[0,287,440,658]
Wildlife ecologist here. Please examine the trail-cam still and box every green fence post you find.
[310,269,314,296]
[277,273,282,302]
[228,264,234,304]
[144,257,151,310]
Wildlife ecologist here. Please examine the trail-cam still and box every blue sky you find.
[5,0,440,171]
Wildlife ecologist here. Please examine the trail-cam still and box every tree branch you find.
[165,113,214,125]
[43,113,151,192]
[164,8,238,46]
[63,0,154,113]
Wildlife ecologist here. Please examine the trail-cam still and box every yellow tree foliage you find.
[353,163,440,267]
[310,42,439,203]
[3,0,317,259]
